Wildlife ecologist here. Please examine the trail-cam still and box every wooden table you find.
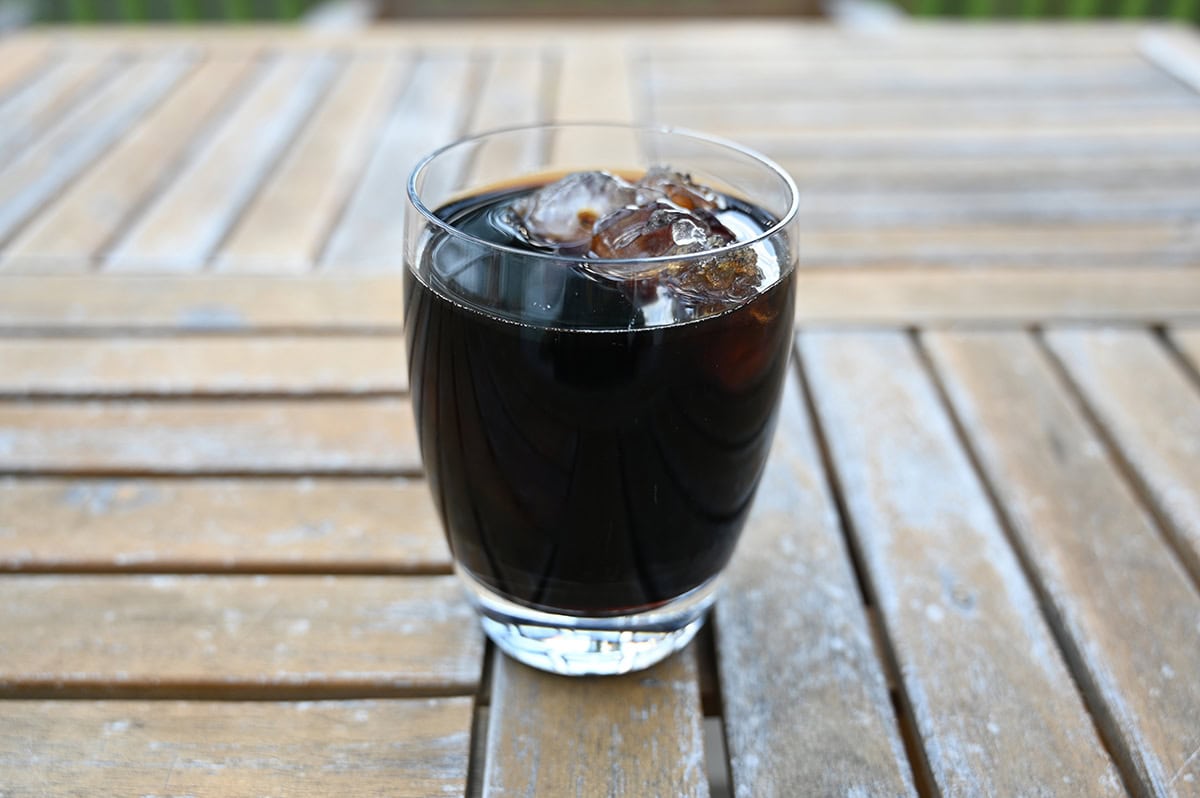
[1,19,1199,797]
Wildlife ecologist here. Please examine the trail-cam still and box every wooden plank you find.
[1140,28,1200,95]
[0,477,448,573]
[548,38,640,170]
[1172,327,1200,371]
[716,372,915,796]
[106,54,337,272]
[801,330,1123,797]
[0,55,121,164]
[790,268,1200,325]
[215,55,406,273]
[0,56,193,246]
[2,55,254,271]
[656,96,1200,133]
[0,274,404,331]
[739,126,1200,160]
[650,59,1178,101]
[0,398,419,475]
[464,50,546,185]
[798,222,1200,268]
[0,698,472,796]
[925,330,1200,797]
[2,268,1198,331]
[484,649,708,797]
[320,54,474,271]
[777,152,1200,186]
[0,39,50,104]
[0,574,482,697]
[1044,328,1200,585]
[790,186,1200,228]
[0,336,406,396]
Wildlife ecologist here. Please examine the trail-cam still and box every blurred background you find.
[6,0,1198,27]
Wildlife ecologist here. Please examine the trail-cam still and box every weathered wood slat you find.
[0,477,448,572]
[1044,328,1200,585]
[925,330,1200,797]
[465,50,546,185]
[791,186,1200,228]
[0,274,404,330]
[2,56,253,270]
[2,269,1197,331]
[801,331,1123,797]
[216,55,405,273]
[0,39,50,103]
[0,336,406,396]
[650,62,1184,100]
[790,268,1200,324]
[1139,28,1200,96]
[0,398,419,474]
[484,649,708,797]
[796,222,1200,268]
[0,56,193,246]
[106,54,338,272]
[0,698,473,797]
[658,97,1200,133]
[739,126,1200,160]
[320,54,473,271]
[716,371,915,796]
[1171,327,1200,372]
[779,153,1200,185]
[0,55,121,164]
[0,575,482,697]
[550,38,640,168]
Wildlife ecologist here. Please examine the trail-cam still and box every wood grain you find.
[216,55,405,273]
[1045,328,1200,585]
[925,330,1200,798]
[716,371,915,796]
[0,698,473,797]
[0,477,448,572]
[1139,28,1200,96]
[484,649,708,797]
[801,330,1123,797]
[657,96,1200,134]
[1172,327,1200,372]
[3,55,253,270]
[106,54,338,272]
[0,398,419,475]
[0,336,406,396]
[0,574,482,697]
[464,50,547,185]
[795,222,1200,268]
[0,56,192,246]
[0,39,49,103]
[0,275,405,331]
[789,268,1200,325]
[548,37,640,170]
[0,55,121,164]
[320,54,473,271]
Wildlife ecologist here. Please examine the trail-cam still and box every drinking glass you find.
[404,123,798,675]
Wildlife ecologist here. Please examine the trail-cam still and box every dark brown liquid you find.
[405,185,795,614]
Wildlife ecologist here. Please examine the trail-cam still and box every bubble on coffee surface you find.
[502,168,763,310]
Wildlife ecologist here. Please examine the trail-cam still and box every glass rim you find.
[406,122,800,267]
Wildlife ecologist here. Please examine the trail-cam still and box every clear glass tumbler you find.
[404,123,798,675]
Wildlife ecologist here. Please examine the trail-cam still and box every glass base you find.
[458,568,719,676]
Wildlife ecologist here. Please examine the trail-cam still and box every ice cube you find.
[591,203,735,260]
[663,246,762,306]
[636,167,724,212]
[506,171,638,251]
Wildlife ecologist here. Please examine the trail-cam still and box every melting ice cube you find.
[505,171,637,251]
